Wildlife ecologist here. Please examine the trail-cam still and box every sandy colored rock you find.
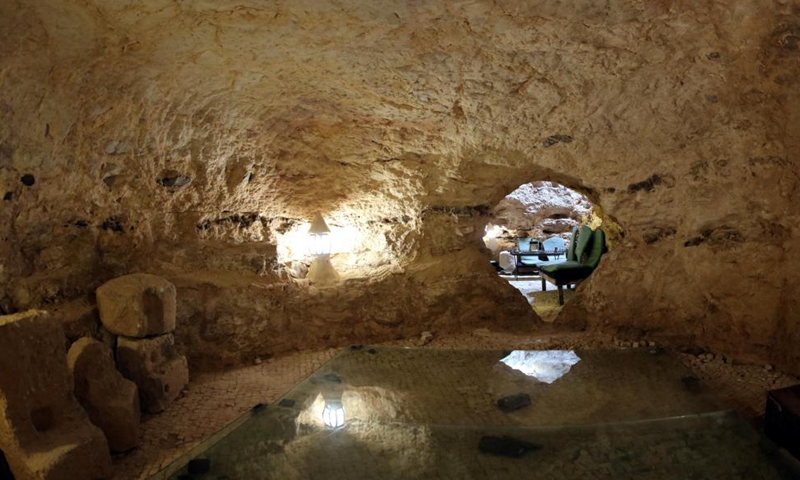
[116,334,189,413]
[96,274,176,338]
[0,310,111,480]
[0,0,799,376]
[67,337,141,452]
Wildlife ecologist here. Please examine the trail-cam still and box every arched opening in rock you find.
[483,181,610,321]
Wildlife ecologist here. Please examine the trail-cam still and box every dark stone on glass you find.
[367,348,377,354]
[497,393,532,412]
[322,373,342,384]
[188,458,211,475]
[252,402,266,411]
[478,436,542,458]
[2,192,12,201]
[20,174,35,186]
[681,375,702,393]
[278,399,295,407]
[349,344,364,351]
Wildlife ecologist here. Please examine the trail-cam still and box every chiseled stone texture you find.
[68,337,141,453]
[97,274,176,338]
[1,1,799,373]
[116,334,189,414]
[0,310,112,480]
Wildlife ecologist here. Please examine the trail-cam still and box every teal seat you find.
[540,227,606,305]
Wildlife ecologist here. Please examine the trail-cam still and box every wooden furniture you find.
[509,249,564,279]
[765,384,800,459]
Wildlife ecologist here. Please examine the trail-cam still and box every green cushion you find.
[540,261,594,284]
[574,226,593,262]
[566,226,579,262]
[584,228,606,269]
[542,227,606,284]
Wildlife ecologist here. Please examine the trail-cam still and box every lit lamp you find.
[322,398,346,429]
[307,213,332,256]
[306,213,339,285]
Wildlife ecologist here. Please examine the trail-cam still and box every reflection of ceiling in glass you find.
[500,350,581,384]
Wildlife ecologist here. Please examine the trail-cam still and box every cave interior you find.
[1,0,800,479]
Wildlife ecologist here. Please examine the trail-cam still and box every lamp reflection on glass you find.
[307,213,332,256]
[322,399,345,429]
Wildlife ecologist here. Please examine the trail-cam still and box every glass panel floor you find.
[152,347,795,479]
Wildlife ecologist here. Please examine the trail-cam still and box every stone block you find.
[116,334,189,413]
[0,310,112,480]
[96,273,176,337]
[67,337,140,452]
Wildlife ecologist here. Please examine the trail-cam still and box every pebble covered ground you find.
[115,329,799,480]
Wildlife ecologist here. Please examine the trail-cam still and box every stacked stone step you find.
[96,274,189,414]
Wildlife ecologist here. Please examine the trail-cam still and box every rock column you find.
[97,274,189,413]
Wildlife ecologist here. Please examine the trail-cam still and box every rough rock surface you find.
[96,273,176,338]
[486,181,598,258]
[116,334,189,413]
[67,337,141,453]
[493,182,594,233]
[1,1,800,374]
[0,310,111,480]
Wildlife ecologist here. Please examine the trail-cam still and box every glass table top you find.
[151,347,794,479]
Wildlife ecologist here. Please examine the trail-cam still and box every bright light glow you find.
[322,400,345,429]
[307,233,332,256]
[483,223,504,253]
[500,350,581,384]
[276,224,361,263]
[483,224,503,240]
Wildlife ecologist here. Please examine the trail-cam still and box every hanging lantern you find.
[322,400,345,429]
[307,213,332,256]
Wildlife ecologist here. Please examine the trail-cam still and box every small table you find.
[509,249,565,279]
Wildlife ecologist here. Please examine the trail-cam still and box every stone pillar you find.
[97,274,189,414]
